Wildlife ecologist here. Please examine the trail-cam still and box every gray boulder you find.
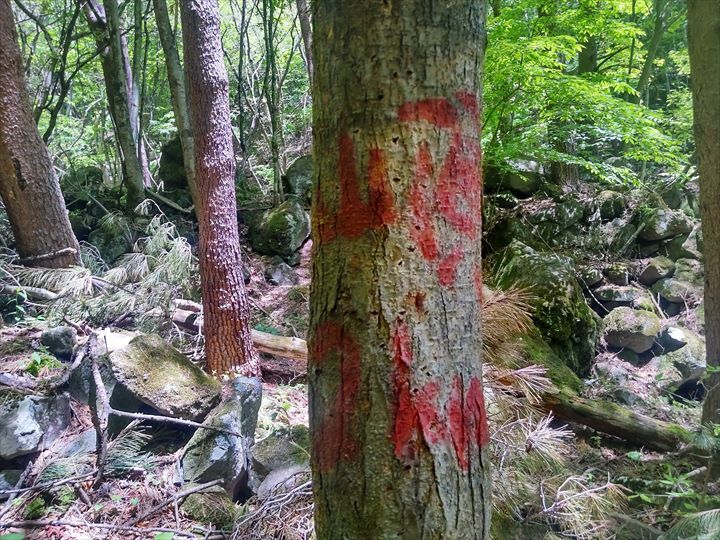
[659,330,706,378]
[251,425,310,487]
[256,464,310,500]
[0,469,22,492]
[639,256,675,286]
[674,258,704,286]
[663,227,703,261]
[107,334,221,422]
[596,190,626,221]
[0,392,71,459]
[281,155,313,206]
[264,257,299,286]
[594,285,642,310]
[639,208,693,241]
[603,263,630,286]
[181,377,262,499]
[493,241,600,374]
[576,266,603,288]
[247,199,310,265]
[40,326,77,360]
[651,278,701,305]
[603,307,661,354]
[506,160,544,197]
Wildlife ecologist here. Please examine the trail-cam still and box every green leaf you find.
[626,451,643,461]
[153,533,174,540]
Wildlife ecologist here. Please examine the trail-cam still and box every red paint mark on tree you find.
[311,321,362,472]
[390,324,490,471]
[437,247,464,287]
[391,322,421,460]
[399,91,483,286]
[466,376,490,447]
[315,135,396,243]
[398,98,458,128]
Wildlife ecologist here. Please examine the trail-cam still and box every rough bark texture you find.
[180,0,260,376]
[153,0,201,217]
[688,0,720,479]
[309,1,490,538]
[0,0,81,268]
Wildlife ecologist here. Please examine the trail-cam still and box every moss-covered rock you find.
[251,425,310,483]
[603,307,661,354]
[596,190,626,221]
[516,331,583,394]
[494,241,600,374]
[638,256,675,286]
[181,377,261,499]
[108,334,221,422]
[158,133,187,191]
[281,155,313,206]
[638,208,693,242]
[674,258,704,286]
[651,278,701,305]
[594,285,642,310]
[247,200,310,265]
[657,329,705,377]
[181,485,238,527]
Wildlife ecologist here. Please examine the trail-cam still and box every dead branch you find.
[129,478,224,526]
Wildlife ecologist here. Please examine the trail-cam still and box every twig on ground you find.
[0,471,96,496]
[0,519,197,538]
[107,408,243,438]
[0,459,34,519]
[89,333,109,488]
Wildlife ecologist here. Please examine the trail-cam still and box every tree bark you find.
[153,0,201,217]
[81,0,147,209]
[309,1,490,537]
[0,0,81,269]
[180,0,260,376]
[688,0,720,479]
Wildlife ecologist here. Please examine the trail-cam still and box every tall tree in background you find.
[153,0,201,216]
[687,0,720,478]
[308,1,490,537]
[0,0,81,269]
[180,0,260,376]
[82,0,148,209]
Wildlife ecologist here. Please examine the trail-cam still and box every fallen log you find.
[168,307,308,361]
[540,389,692,452]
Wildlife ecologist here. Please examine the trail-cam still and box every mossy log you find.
[540,389,692,451]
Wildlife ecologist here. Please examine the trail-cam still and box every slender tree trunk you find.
[82,0,146,209]
[295,0,313,86]
[153,0,201,217]
[180,0,260,376]
[0,0,80,268]
[261,0,284,203]
[688,0,720,480]
[309,1,490,537]
[635,0,667,105]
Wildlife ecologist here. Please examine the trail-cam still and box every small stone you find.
[257,464,310,500]
[181,485,237,527]
[594,360,629,385]
[603,263,630,286]
[594,285,642,310]
[603,307,661,354]
[577,266,603,288]
[639,256,675,286]
[40,326,77,360]
[613,388,640,407]
[264,257,299,286]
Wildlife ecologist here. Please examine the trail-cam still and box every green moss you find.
[181,486,238,527]
[519,330,583,394]
[23,497,47,520]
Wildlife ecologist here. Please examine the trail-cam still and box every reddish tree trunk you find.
[180,0,260,376]
[0,0,80,269]
[688,0,720,479]
[309,1,490,537]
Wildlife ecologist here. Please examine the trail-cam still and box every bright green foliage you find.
[483,0,691,185]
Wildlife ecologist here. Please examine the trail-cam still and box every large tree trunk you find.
[82,0,147,209]
[180,0,260,376]
[309,1,490,537]
[0,0,81,269]
[153,0,201,217]
[688,0,720,479]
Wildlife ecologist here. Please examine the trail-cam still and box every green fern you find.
[660,509,720,540]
